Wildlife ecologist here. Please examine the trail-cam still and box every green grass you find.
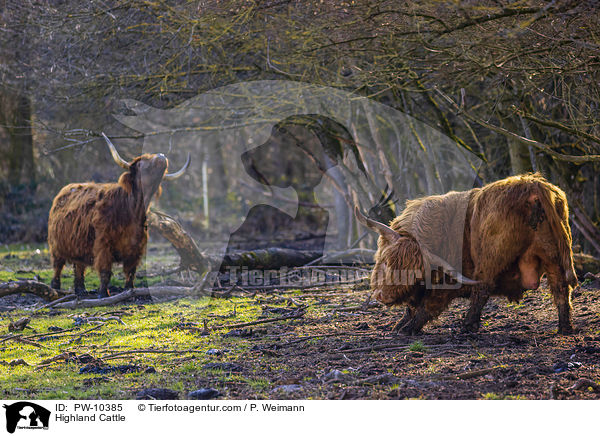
[0,244,297,399]
[0,296,272,399]
[408,340,426,353]
[482,392,526,400]
[0,244,173,290]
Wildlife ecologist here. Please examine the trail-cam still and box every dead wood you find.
[66,324,104,345]
[35,294,77,311]
[213,309,306,330]
[0,335,43,348]
[101,348,207,361]
[211,276,367,293]
[438,365,504,380]
[338,344,411,353]
[573,252,600,276]
[147,210,210,272]
[219,248,323,271]
[8,317,31,332]
[568,378,600,393]
[0,280,61,301]
[149,210,373,272]
[51,286,197,309]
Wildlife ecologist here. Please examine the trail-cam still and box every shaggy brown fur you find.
[48,153,169,298]
[360,173,577,335]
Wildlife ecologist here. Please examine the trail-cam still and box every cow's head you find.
[102,133,190,210]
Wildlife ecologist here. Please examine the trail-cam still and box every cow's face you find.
[131,153,168,209]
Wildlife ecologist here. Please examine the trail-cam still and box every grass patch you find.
[408,340,426,353]
[482,392,526,400]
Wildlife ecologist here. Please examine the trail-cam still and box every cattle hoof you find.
[558,325,574,335]
[461,322,480,333]
[398,324,421,336]
[392,320,408,332]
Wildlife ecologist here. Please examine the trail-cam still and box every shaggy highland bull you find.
[48,133,190,298]
[355,173,577,335]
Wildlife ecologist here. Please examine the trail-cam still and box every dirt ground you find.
[2,265,600,400]
[204,277,600,400]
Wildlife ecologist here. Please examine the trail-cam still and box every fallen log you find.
[0,280,61,301]
[219,248,322,271]
[574,252,600,276]
[51,286,202,309]
[147,210,210,272]
[148,209,374,271]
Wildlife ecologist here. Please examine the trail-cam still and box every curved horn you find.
[426,251,480,286]
[163,153,191,180]
[101,132,129,169]
[354,206,399,241]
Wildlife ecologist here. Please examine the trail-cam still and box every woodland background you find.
[0,0,598,258]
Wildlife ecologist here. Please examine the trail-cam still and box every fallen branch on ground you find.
[0,280,62,301]
[213,309,306,330]
[51,286,198,309]
[568,378,600,393]
[438,365,504,380]
[101,348,207,361]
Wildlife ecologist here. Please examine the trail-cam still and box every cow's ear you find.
[118,171,134,193]
[527,197,545,230]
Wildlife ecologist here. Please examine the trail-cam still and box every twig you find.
[51,286,197,309]
[101,348,206,361]
[34,294,77,312]
[213,309,306,330]
[434,88,600,163]
[438,365,504,380]
[66,324,104,344]
[303,248,376,267]
[19,327,80,341]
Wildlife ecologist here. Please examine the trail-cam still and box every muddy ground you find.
[211,278,600,400]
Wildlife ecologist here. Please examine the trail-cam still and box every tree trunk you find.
[0,91,35,187]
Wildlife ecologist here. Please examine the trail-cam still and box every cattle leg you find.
[397,291,455,335]
[463,286,489,332]
[123,259,138,289]
[51,257,65,290]
[546,265,574,334]
[392,307,414,331]
[553,286,573,335]
[94,243,113,299]
[73,263,86,296]
[398,304,432,335]
[97,271,112,299]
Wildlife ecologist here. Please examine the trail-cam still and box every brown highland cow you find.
[355,173,577,335]
[48,133,190,298]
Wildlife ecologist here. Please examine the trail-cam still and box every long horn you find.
[101,132,129,169]
[354,206,399,241]
[163,153,191,180]
[426,251,480,286]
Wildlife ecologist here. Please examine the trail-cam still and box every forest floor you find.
[1,243,600,400]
